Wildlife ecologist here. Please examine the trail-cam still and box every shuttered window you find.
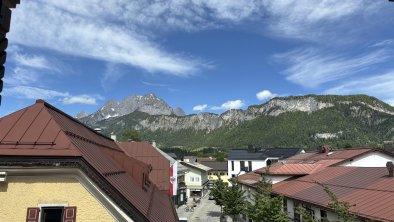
[26,206,77,222]
[26,208,40,222]
[63,207,77,222]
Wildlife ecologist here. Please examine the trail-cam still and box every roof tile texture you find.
[0,100,177,222]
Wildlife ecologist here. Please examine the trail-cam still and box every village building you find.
[237,146,394,222]
[0,100,178,222]
[180,161,211,198]
[228,147,304,178]
[273,165,394,221]
[199,161,229,184]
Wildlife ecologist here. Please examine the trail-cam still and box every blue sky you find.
[2,1,394,116]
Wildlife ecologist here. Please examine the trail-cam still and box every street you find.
[176,193,227,222]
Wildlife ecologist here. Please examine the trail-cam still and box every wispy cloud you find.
[212,100,245,110]
[141,81,169,87]
[193,104,208,112]
[261,1,382,41]
[276,48,391,88]
[10,1,211,77]
[4,86,70,100]
[3,67,40,86]
[325,71,394,106]
[13,52,52,70]
[256,90,277,101]
[62,94,101,105]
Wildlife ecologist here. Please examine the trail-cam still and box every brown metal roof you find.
[255,163,325,175]
[0,100,178,222]
[117,141,170,192]
[273,167,394,221]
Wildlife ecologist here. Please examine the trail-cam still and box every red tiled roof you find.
[117,141,170,192]
[0,100,177,222]
[285,148,373,163]
[273,167,394,221]
[237,148,381,188]
[236,171,261,187]
[255,163,325,175]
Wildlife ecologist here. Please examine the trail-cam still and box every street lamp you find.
[0,0,19,105]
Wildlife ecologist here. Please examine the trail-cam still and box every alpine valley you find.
[78,94,394,150]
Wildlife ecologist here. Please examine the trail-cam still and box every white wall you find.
[266,175,292,184]
[228,160,265,178]
[339,152,394,167]
[185,168,202,187]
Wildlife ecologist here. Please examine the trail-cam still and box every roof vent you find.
[94,128,102,133]
[386,161,394,177]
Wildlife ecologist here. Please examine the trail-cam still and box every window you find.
[248,161,252,170]
[42,207,64,222]
[231,161,234,171]
[190,177,195,182]
[195,177,200,182]
[283,198,287,213]
[266,158,279,166]
[240,161,245,169]
[294,202,301,222]
[219,172,225,176]
[305,205,315,219]
[26,207,76,222]
[232,174,236,178]
[320,210,327,221]
[208,172,212,175]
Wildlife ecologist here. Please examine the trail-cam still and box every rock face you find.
[82,94,394,133]
[79,93,185,125]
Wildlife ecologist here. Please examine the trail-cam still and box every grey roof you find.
[228,148,303,161]
[181,161,212,172]
[166,152,177,159]
[199,161,227,171]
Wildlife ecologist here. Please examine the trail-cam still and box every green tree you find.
[210,175,227,216]
[246,174,288,222]
[298,182,356,222]
[119,128,142,142]
[222,179,246,222]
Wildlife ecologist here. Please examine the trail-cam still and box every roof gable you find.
[0,100,178,222]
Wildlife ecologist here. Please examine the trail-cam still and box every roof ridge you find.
[40,100,114,142]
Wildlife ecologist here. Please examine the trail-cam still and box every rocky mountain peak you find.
[79,93,186,124]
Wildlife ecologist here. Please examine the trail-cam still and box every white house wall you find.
[266,175,292,184]
[339,152,394,167]
[228,160,265,178]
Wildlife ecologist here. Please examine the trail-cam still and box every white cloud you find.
[62,95,98,105]
[261,1,381,41]
[10,1,209,77]
[212,100,245,110]
[4,86,70,100]
[3,67,39,86]
[325,71,394,106]
[256,90,276,101]
[13,52,52,70]
[193,104,208,112]
[141,81,169,87]
[276,48,391,88]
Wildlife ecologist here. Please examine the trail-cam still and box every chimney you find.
[386,161,394,177]
[319,145,331,153]
[110,132,117,141]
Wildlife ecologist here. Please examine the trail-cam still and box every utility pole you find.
[0,0,19,105]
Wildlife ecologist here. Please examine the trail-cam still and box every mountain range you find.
[78,94,394,150]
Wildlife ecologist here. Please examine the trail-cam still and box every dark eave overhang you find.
[0,156,150,222]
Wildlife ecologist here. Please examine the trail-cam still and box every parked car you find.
[179,217,188,222]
